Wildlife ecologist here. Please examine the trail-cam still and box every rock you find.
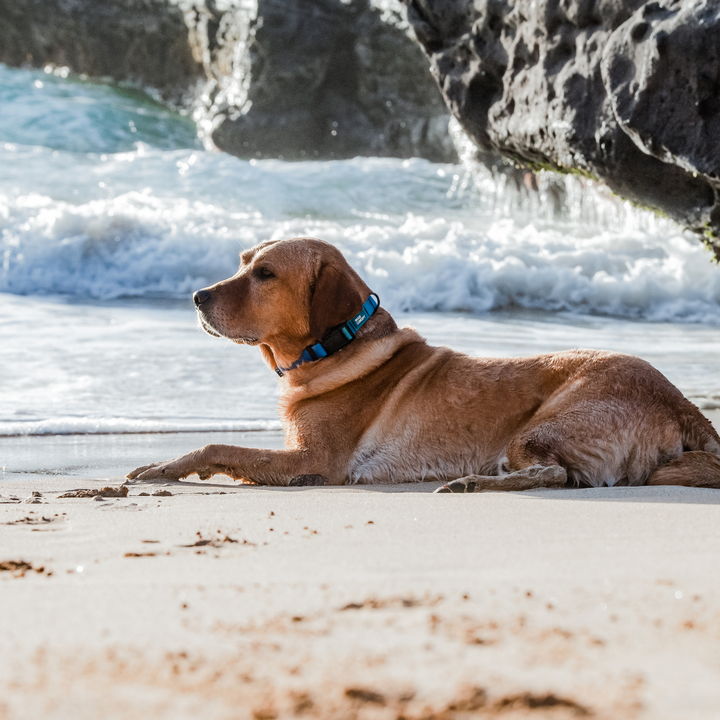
[183,0,456,161]
[0,0,455,162]
[58,486,129,498]
[0,0,203,105]
[602,1,720,230]
[403,0,720,258]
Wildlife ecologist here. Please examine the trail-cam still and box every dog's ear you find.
[309,263,363,341]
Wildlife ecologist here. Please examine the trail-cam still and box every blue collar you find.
[275,293,380,377]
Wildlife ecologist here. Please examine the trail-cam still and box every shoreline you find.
[1,413,720,718]
[2,410,718,486]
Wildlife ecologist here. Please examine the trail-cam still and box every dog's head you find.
[193,237,372,367]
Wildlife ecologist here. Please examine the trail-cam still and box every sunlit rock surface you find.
[183,0,456,161]
[403,0,720,258]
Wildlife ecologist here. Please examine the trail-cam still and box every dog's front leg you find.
[126,445,323,485]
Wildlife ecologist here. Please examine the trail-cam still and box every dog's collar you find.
[275,293,380,377]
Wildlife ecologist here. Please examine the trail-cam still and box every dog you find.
[127,237,720,492]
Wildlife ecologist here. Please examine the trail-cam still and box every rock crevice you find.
[183,0,456,161]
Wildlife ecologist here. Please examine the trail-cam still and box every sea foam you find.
[2,146,720,323]
[2,63,720,323]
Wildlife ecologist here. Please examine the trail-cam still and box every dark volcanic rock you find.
[404,0,720,258]
[184,0,456,162]
[603,2,720,211]
[0,0,203,104]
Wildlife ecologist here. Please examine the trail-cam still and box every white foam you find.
[3,63,720,323]
[0,416,281,437]
[2,144,720,322]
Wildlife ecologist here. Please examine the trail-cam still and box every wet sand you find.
[1,411,719,719]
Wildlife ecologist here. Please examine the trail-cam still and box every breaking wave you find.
[2,63,720,323]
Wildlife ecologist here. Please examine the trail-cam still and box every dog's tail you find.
[646,406,720,487]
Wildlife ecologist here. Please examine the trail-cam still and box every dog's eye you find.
[256,267,275,280]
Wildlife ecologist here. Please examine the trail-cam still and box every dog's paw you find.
[126,458,193,482]
[126,464,151,480]
[289,474,326,487]
[434,465,567,493]
[523,464,567,487]
[435,477,477,493]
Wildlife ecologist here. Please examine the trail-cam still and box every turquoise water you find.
[0,64,199,153]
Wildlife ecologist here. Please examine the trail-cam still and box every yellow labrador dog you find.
[128,237,720,492]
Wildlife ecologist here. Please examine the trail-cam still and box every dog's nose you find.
[193,289,211,307]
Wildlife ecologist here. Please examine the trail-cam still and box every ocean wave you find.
[2,155,720,323]
[2,61,719,325]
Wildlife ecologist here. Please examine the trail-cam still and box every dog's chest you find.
[347,429,498,485]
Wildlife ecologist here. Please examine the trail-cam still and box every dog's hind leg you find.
[434,464,567,493]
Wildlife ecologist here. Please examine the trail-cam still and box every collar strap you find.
[275,293,380,377]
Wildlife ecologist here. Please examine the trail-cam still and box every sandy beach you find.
[0,411,718,720]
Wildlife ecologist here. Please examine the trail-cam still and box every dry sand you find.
[1,411,720,720]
